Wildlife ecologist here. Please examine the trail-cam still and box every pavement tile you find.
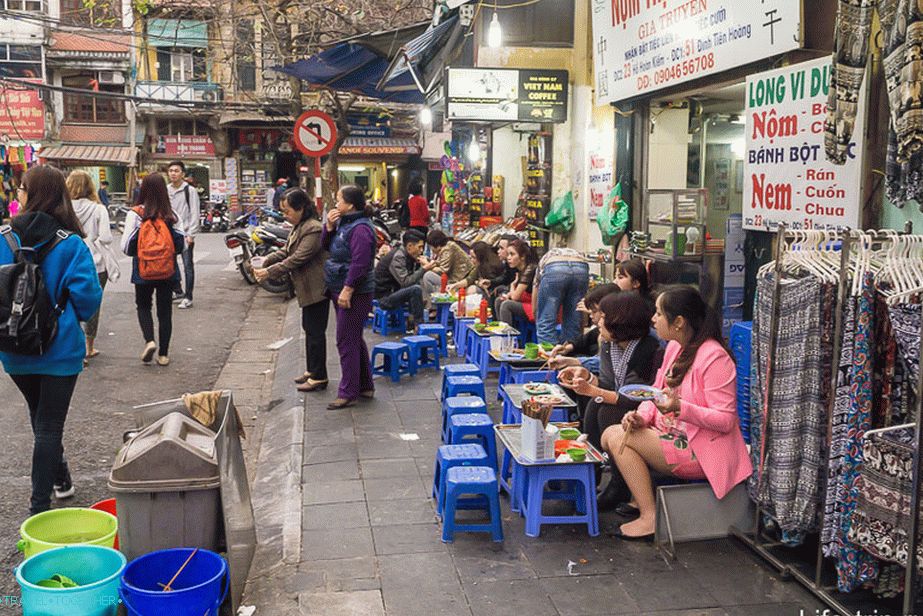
[637,610,728,616]
[302,502,370,530]
[617,567,721,612]
[364,476,430,501]
[519,541,619,577]
[302,460,361,482]
[303,479,365,506]
[301,411,353,431]
[298,590,384,616]
[360,457,420,479]
[372,522,446,555]
[285,570,325,594]
[688,556,813,607]
[724,605,813,616]
[357,435,414,460]
[379,552,471,616]
[540,574,639,616]
[409,438,443,459]
[367,498,437,526]
[450,549,538,583]
[304,442,359,465]
[462,578,557,616]
[303,427,356,446]
[301,527,374,561]
[300,556,378,582]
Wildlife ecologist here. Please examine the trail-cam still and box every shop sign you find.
[209,179,227,199]
[446,68,568,123]
[347,113,391,138]
[0,80,44,141]
[743,57,864,231]
[338,144,419,156]
[587,151,613,221]
[591,0,801,104]
[238,128,285,149]
[156,135,215,157]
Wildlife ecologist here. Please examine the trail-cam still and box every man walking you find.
[374,230,435,332]
[166,161,200,309]
[98,180,110,207]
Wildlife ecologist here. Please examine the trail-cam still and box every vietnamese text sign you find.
[591,0,802,104]
[446,68,569,123]
[0,80,45,140]
[587,151,613,221]
[157,135,215,157]
[743,58,864,231]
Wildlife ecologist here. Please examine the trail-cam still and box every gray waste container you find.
[109,412,222,561]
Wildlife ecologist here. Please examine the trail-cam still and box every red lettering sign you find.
[0,80,44,141]
[156,135,216,157]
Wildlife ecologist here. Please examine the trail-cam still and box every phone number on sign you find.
[638,52,716,90]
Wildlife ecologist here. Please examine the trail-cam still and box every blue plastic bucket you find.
[119,548,228,616]
[15,545,126,616]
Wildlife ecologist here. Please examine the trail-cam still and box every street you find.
[0,232,263,600]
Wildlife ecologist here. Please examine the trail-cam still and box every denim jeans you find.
[536,261,589,345]
[380,285,424,321]
[174,242,195,300]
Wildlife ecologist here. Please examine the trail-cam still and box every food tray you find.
[494,423,606,465]
[501,383,577,408]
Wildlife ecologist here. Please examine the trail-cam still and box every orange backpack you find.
[132,206,175,281]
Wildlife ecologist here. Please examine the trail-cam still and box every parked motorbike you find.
[201,200,230,233]
[225,224,293,295]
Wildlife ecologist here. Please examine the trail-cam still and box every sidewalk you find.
[245,321,828,616]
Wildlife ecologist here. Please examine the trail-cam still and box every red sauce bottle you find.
[440,272,448,293]
[457,286,466,317]
[479,298,488,324]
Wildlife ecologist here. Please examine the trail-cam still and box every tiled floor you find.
[297,332,834,616]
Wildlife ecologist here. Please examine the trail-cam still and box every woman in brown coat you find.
[254,188,329,392]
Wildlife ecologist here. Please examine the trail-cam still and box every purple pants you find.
[333,291,375,400]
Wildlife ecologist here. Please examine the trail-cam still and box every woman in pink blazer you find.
[601,286,752,540]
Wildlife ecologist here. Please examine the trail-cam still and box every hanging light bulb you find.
[468,136,480,163]
[488,11,502,48]
[420,106,433,126]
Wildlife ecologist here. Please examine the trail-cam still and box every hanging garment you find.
[749,272,833,535]
[849,425,923,573]
[889,302,921,388]
[826,0,923,204]
[873,295,899,428]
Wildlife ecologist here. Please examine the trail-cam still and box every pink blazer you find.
[637,339,752,499]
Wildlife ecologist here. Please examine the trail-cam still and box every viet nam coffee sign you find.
[743,57,864,231]
[446,68,569,123]
[591,0,802,104]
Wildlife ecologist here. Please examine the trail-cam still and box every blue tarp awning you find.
[273,43,423,104]
[378,16,460,94]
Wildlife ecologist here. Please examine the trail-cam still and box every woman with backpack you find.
[121,174,185,366]
[0,166,102,514]
[66,171,118,362]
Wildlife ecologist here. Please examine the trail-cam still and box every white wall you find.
[492,125,524,217]
[647,107,689,189]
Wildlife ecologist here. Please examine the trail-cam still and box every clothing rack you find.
[730,225,923,615]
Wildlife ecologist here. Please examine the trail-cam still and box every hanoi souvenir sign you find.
[446,68,569,123]
[293,110,337,157]
[591,0,802,104]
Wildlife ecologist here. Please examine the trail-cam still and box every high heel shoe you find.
[327,398,356,410]
[297,379,328,392]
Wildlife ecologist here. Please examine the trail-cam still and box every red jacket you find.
[408,195,429,228]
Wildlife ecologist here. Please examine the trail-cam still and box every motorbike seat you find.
[263,224,291,240]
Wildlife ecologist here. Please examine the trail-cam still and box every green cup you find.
[524,343,539,359]
[559,428,581,440]
[567,448,587,462]
[540,342,554,352]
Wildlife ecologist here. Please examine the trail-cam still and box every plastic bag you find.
[597,182,628,245]
[545,191,575,234]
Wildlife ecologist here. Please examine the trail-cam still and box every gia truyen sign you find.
[591,0,802,104]
[446,68,569,123]
[743,57,865,231]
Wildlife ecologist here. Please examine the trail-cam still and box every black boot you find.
[596,472,630,512]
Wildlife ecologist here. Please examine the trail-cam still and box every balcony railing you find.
[135,81,223,107]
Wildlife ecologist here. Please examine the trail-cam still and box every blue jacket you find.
[323,212,375,296]
[0,212,102,376]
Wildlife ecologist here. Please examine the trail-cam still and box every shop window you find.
[156,48,207,82]
[0,44,41,79]
[62,72,126,124]
[59,0,120,26]
[236,19,256,92]
[4,0,42,11]
[480,0,573,48]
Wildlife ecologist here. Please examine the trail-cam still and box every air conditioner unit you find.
[192,87,222,103]
[97,71,125,85]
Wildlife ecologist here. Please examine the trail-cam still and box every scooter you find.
[225,224,293,295]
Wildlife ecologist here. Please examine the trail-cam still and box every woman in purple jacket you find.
[322,185,377,409]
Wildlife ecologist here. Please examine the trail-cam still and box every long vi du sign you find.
[743,57,865,231]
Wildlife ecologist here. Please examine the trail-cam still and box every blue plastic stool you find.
[519,462,599,537]
[373,306,407,336]
[441,364,481,401]
[432,443,489,517]
[401,335,440,375]
[442,466,504,543]
[448,413,498,471]
[365,300,377,328]
[453,317,476,358]
[435,302,454,329]
[371,342,411,383]
[417,323,449,358]
[445,375,485,399]
[512,370,559,385]
[441,396,488,443]
[514,316,536,347]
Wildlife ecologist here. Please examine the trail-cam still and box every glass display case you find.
[640,189,707,261]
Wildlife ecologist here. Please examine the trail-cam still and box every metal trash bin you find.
[109,412,222,562]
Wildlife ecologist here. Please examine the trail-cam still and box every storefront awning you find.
[218,112,294,126]
[378,16,461,95]
[39,145,137,165]
[339,137,420,156]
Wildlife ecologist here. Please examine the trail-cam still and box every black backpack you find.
[0,226,71,355]
[398,199,410,228]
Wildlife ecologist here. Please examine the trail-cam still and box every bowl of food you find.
[523,343,539,359]
[540,342,554,352]
[533,394,566,405]
[555,439,583,455]
[523,382,551,395]
[473,323,488,333]
[618,384,663,403]
[566,448,587,462]
[558,428,581,440]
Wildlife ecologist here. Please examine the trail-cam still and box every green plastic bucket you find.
[18,508,118,558]
[16,545,125,616]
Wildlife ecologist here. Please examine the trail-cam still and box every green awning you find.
[148,19,208,48]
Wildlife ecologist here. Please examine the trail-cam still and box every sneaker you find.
[156,355,170,366]
[172,292,184,302]
[141,341,156,363]
[53,480,75,500]
[178,299,193,309]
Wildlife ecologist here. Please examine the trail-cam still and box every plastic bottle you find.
[440,272,448,293]
[478,298,488,324]
[458,286,466,317]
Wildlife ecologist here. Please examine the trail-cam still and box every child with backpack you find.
[121,174,185,366]
[0,166,102,515]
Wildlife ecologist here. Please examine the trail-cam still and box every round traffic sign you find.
[293,110,337,157]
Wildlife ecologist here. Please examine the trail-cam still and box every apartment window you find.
[4,0,42,11]
[156,48,207,82]
[62,72,125,123]
[59,0,120,26]
[156,119,209,135]
[0,44,41,79]
[236,20,255,92]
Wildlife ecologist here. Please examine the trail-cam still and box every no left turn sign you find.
[293,110,337,157]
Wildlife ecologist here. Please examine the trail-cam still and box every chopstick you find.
[618,424,633,456]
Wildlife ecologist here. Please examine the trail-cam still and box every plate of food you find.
[618,384,663,403]
[523,382,552,395]
[430,293,456,303]
[499,352,525,361]
[532,394,567,405]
